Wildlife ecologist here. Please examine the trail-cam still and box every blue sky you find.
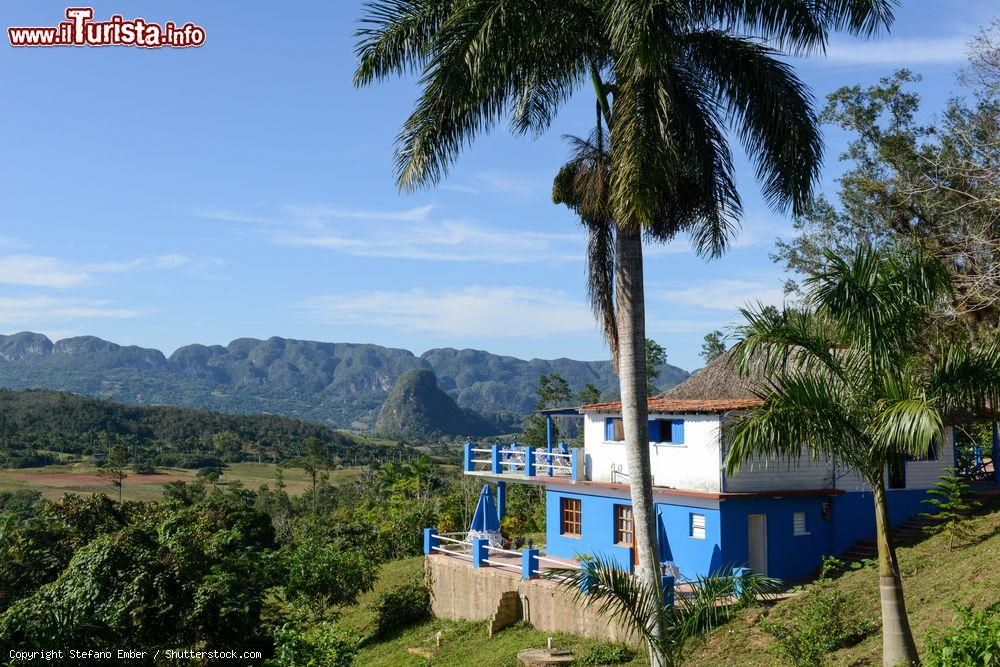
[0,1,996,371]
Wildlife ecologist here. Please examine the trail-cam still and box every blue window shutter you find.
[605,418,614,441]
[671,419,685,444]
[648,419,661,442]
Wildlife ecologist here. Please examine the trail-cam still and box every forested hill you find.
[0,332,689,430]
[0,389,396,468]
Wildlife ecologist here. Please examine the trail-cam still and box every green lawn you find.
[0,462,363,502]
[685,497,1000,666]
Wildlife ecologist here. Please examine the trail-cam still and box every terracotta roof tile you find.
[580,397,762,414]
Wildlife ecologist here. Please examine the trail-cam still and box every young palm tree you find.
[549,554,780,666]
[725,248,1000,666]
[353,1,893,652]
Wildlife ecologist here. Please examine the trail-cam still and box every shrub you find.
[579,642,636,665]
[370,581,430,638]
[282,539,377,610]
[761,589,874,667]
[925,603,1000,667]
[268,623,360,667]
[131,462,156,475]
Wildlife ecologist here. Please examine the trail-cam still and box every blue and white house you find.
[453,351,992,582]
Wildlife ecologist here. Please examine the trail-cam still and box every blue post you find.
[993,421,1000,487]
[521,548,539,580]
[732,567,750,599]
[660,575,675,607]
[472,537,488,568]
[491,443,502,474]
[525,446,535,477]
[497,481,507,521]
[423,528,438,555]
[571,448,581,481]
[546,415,554,476]
[463,442,474,472]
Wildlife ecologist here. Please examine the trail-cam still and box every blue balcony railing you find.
[463,443,582,481]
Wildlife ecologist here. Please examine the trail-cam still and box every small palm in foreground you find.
[725,247,1000,666]
[548,555,780,667]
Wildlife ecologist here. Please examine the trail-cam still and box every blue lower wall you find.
[546,487,935,582]
[544,489,722,578]
[545,489,633,571]
[654,502,722,578]
[720,489,934,580]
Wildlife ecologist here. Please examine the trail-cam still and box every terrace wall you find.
[425,553,637,644]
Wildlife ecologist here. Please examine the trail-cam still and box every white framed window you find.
[793,511,809,536]
[689,513,706,539]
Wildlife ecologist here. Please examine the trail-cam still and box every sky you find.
[0,1,996,372]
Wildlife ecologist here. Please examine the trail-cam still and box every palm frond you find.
[725,369,865,475]
[678,30,822,215]
[929,343,1000,418]
[353,0,454,86]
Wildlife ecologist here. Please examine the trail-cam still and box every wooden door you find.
[747,514,768,575]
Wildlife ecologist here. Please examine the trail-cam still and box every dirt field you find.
[0,462,363,502]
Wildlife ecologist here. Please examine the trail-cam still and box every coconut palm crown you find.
[725,247,1000,666]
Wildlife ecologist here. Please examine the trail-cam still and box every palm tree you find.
[725,248,1000,666]
[549,554,780,666]
[353,2,893,657]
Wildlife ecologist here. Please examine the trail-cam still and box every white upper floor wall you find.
[582,412,955,494]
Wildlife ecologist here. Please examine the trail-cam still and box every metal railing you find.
[463,442,582,480]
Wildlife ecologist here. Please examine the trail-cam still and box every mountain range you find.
[0,332,689,434]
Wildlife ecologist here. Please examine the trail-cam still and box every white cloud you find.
[202,203,583,264]
[0,253,213,288]
[810,36,969,66]
[441,171,542,197]
[658,280,786,311]
[299,286,595,337]
[0,296,139,325]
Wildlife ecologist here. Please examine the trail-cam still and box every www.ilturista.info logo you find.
[8,8,205,48]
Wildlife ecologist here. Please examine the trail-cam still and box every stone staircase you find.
[818,485,1000,578]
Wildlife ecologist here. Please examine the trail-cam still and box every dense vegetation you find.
[0,332,688,431]
[0,454,541,660]
[0,389,405,469]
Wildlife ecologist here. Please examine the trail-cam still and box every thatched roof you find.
[579,348,766,414]
[660,348,759,401]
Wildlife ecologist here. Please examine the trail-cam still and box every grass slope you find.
[686,497,1000,666]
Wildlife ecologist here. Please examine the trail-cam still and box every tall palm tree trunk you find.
[614,225,662,664]
[872,482,920,666]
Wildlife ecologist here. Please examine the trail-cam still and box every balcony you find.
[463,443,584,482]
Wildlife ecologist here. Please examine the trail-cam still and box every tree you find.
[213,430,244,463]
[98,444,128,502]
[523,374,572,447]
[549,554,780,667]
[921,469,982,551]
[300,437,329,512]
[773,25,1000,333]
[725,247,1000,666]
[645,339,668,394]
[700,331,726,365]
[354,4,892,661]
[577,382,602,406]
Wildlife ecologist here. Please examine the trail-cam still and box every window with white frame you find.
[689,513,706,539]
[793,511,809,536]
